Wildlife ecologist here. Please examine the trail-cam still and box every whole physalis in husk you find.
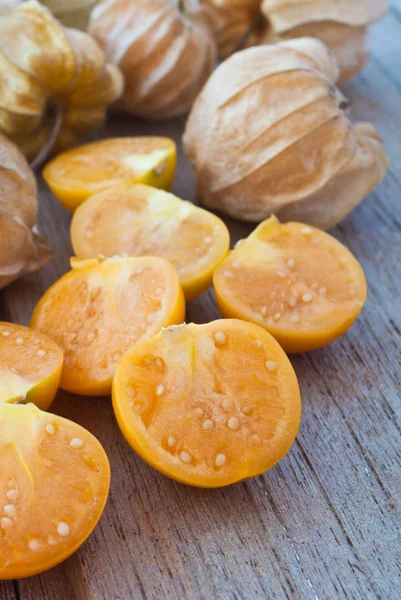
[0,403,110,579]
[183,38,389,229]
[260,0,389,82]
[200,0,388,82]
[0,0,123,160]
[89,0,216,119]
[113,320,301,487]
[0,134,51,289]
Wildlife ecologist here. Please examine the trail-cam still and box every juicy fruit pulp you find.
[31,256,185,396]
[213,216,367,353]
[43,137,177,212]
[71,183,230,300]
[113,320,301,488]
[0,322,63,411]
[0,403,110,579]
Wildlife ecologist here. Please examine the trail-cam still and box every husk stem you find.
[30,105,63,172]
[232,9,266,54]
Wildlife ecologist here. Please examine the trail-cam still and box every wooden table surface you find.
[1,5,401,599]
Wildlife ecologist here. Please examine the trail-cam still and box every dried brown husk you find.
[0,0,123,161]
[0,134,50,289]
[199,0,261,59]
[260,0,389,81]
[183,38,389,229]
[201,1,388,80]
[89,0,216,120]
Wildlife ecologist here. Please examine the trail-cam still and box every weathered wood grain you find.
[1,9,400,600]
[0,581,17,600]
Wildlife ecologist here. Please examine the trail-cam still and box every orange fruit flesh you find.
[0,403,110,579]
[43,137,177,212]
[213,216,367,353]
[113,320,301,488]
[0,322,63,411]
[71,183,230,300]
[30,256,185,396]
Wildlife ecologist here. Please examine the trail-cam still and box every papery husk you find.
[183,38,389,228]
[0,134,51,289]
[40,0,97,30]
[260,0,389,81]
[277,123,389,229]
[201,0,388,80]
[0,1,123,161]
[89,0,216,119]
[264,22,369,83]
[261,0,388,29]
[277,37,340,83]
[199,0,261,59]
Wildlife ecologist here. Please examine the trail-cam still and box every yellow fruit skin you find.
[138,148,176,193]
[213,216,367,354]
[0,402,110,579]
[214,286,365,354]
[1,367,62,412]
[56,285,185,397]
[0,323,64,411]
[63,297,185,397]
[70,183,230,301]
[182,249,228,301]
[179,213,230,301]
[43,143,177,213]
[113,320,301,488]
[112,374,217,488]
[21,362,63,411]
[30,258,186,396]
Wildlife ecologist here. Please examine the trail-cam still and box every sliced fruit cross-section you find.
[113,319,301,488]
[0,403,110,579]
[43,137,177,212]
[0,322,63,411]
[31,256,185,396]
[71,183,230,300]
[213,216,367,353]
